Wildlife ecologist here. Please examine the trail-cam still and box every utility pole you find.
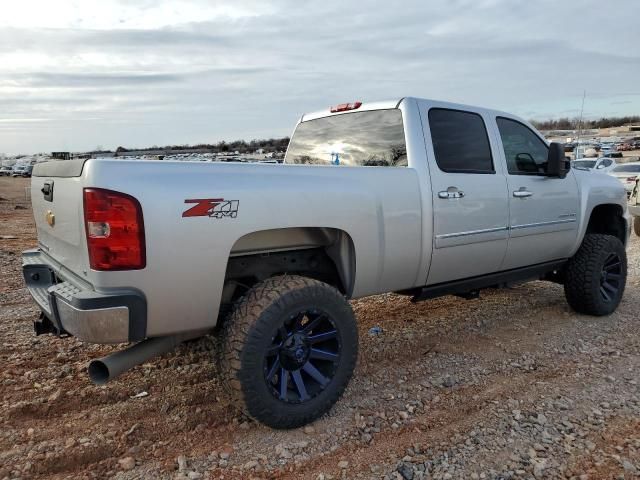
[575,90,586,160]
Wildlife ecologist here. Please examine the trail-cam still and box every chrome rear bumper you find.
[22,249,146,344]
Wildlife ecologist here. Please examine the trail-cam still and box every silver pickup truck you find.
[23,97,630,428]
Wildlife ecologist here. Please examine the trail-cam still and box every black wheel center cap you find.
[280,333,310,370]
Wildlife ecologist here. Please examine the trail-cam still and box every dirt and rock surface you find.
[1,176,639,480]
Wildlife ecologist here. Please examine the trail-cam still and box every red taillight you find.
[83,188,146,271]
[330,101,362,113]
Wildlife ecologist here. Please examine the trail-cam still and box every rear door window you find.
[285,109,407,167]
[428,108,494,174]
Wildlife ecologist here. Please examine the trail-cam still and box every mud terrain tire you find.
[564,234,627,316]
[220,275,358,429]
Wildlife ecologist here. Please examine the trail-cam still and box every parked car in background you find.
[574,145,599,159]
[11,165,27,177]
[600,144,616,156]
[0,165,13,176]
[572,157,616,173]
[610,162,640,196]
[604,151,624,158]
[10,164,33,177]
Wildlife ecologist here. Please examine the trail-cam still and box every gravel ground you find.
[0,176,639,480]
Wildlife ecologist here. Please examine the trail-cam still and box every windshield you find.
[573,160,597,169]
[613,165,640,173]
[285,109,407,167]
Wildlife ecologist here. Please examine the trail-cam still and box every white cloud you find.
[0,0,272,30]
[0,0,638,153]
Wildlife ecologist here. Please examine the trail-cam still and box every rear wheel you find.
[564,233,627,316]
[220,275,358,429]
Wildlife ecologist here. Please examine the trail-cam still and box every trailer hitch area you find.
[33,312,68,337]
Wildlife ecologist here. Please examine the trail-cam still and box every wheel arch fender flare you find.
[571,200,629,256]
[226,226,357,296]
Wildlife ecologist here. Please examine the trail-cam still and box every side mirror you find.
[547,142,570,178]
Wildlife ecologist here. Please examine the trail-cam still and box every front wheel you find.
[564,233,627,316]
[220,275,358,429]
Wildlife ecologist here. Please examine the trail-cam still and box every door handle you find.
[513,189,532,198]
[438,188,465,199]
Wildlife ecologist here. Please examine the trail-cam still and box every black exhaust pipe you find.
[88,335,187,385]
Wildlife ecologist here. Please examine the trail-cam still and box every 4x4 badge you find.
[182,199,239,219]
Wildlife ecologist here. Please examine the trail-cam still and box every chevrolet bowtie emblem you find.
[45,210,55,227]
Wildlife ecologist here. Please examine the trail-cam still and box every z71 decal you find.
[182,198,239,218]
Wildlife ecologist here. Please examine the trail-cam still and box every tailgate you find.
[31,159,89,277]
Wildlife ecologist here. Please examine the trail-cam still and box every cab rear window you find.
[285,109,407,167]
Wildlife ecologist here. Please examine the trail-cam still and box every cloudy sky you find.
[1,0,638,154]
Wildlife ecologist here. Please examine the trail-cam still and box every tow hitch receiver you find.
[33,312,68,337]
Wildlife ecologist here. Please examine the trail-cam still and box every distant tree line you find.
[113,137,290,154]
[531,116,640,131]
[95,116,640,155]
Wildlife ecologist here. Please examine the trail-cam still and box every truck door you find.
[493,116,580,269]
[422,107,510,284]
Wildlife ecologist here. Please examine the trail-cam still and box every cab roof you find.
[300,97,521,123]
